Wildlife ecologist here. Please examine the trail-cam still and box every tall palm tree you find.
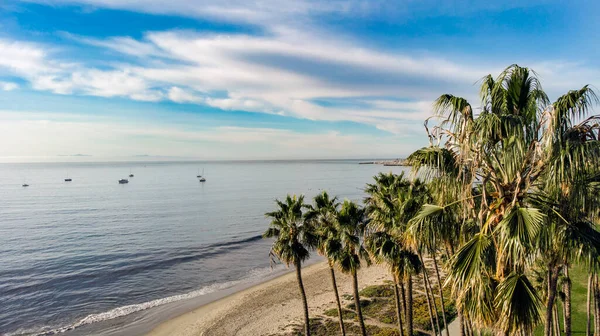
[407,64,600,334]
[407,178,460,336]
[263,194,316,336]
[365,173,405,335]
[337,200,370,336]
[365,172,427,336]
[304,191,346,336]
[536,172,600,336]
[366,231,421,336]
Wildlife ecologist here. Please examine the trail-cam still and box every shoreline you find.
[48,258,300,336]
[147,261,390,336]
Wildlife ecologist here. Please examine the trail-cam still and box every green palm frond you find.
[335,200,370,274]
[494,272,542,335]
[263,194,313,266]
[447,233,495,292]
[434,94,473,130]
[405,63,600,334]
[412,204,444,221]
[407,146,459,179]
[552,85,598,132]
[496,206,545,270]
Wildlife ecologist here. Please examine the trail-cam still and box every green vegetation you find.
[322,283,456,334]
[286,318,396,336]
[534,265,590,335]
[324,308,357,321]
[265,64,600,335]
[359,285,395,298]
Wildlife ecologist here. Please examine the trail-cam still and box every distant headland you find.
[358,158,410,166]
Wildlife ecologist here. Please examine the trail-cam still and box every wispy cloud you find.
[22,0,555,28]
[3,0,598,145]
[0,110,410,158]
[0,81,18,91]
[0,26,490,135]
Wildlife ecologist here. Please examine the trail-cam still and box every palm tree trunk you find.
[564,264,571,336]
[424,265,442,335]
[352,270,367,336]
[466,319,473,336]
[545,266,560,336]
[595,278,598,335]
[400,280,408,336]
[406,275,414,336]
[329,262,345,336]
[553,304,560,336]
[295,260,310,336]
[459,312,465,336]
[421,266,437,335]
[393,277,404,335]
[432,252,449,336]
[556,300,567,333]
[594,276,600,336]
[586,274,592,336]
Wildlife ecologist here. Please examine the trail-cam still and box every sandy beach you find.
[147,261,391,336]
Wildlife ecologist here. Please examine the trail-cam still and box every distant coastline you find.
[359,158,410,166]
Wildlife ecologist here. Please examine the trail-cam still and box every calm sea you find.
[0,160,408,336]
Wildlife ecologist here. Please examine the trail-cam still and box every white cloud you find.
[4,28,595,135]
[0,28,472,132]
[23,0,353,27]
[168,87,203,104]
[4,1,598,137]
[205,96,270,112]
[68,34,166,58]
[0,40,163,100]
[23,0,553,29]
[0,39,53,75]
[0,110,414,159]
[0,81,18,91]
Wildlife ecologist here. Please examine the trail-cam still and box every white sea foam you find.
[6,265,285,336]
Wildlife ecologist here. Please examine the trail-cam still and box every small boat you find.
[22,183,29,187]
[118,179,129,184]
[64,178,72,182]
[196,168,202,178]
[198,168,206,182]
[129,169,134,178]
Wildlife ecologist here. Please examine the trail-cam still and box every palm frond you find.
[494,272,542,335]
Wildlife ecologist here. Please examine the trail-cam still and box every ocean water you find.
[0,160,408,336]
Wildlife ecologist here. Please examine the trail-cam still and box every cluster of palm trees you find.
[405,64,600,336]
[264,193,371,336]
[263,174,454,336]
[264,64,600,336]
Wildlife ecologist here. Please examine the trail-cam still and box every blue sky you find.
[0,0,598,161]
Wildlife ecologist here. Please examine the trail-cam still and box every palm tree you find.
[304,191,346,336]
[364,173,405,335]
[407,179,460,336]
[536,172,600,336]
[365,172,427,336]
[336,200,370,336]
[366,231,421,336]
[264,194,316,336]
[407,64,600,334]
